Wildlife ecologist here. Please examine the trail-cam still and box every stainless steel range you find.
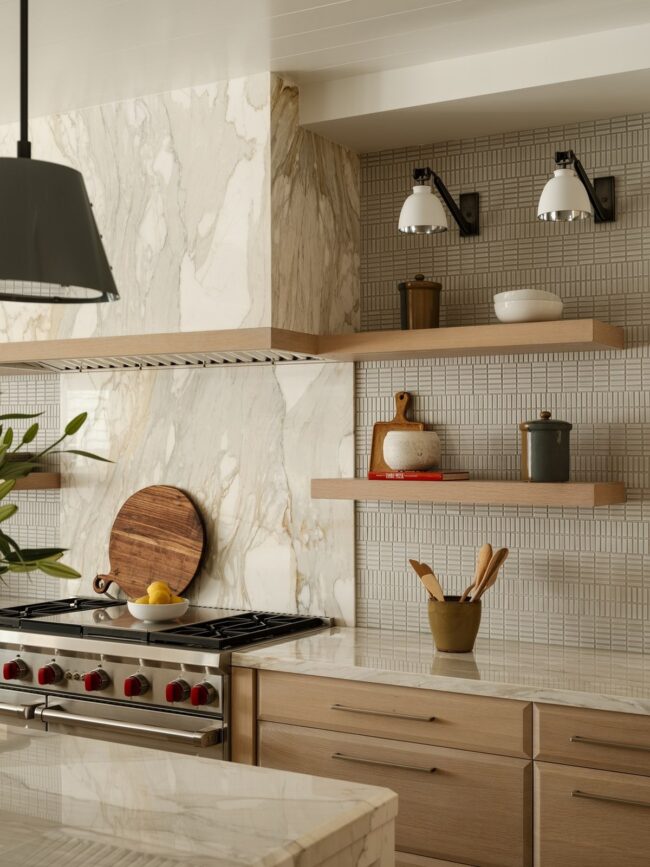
[0,597,327,759]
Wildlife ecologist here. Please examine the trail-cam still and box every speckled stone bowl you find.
[382,430,441,471]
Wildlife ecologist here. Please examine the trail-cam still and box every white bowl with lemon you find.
[127,581,189,622]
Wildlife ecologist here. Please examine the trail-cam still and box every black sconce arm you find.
[555,151,615,223]
[413,167,479,236]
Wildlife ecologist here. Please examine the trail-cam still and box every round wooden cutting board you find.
[93,485,205,599]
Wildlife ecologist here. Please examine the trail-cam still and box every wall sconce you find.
[398,167,480,236]
[537,150,615,223]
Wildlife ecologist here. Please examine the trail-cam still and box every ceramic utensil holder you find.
[428,596,482,653]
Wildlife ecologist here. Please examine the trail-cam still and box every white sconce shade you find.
[537,168,593,222]
[398,184,448,234]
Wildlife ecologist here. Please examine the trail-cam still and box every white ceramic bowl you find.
[494,290,563,323]
[127,598,189,622]
[383,430,440,471]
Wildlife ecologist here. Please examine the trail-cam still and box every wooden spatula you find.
[472,548,509,602]
[409,559,445,602]
[370,391,424,473]
[460,543,493,602]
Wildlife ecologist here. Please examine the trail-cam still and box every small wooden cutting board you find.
[93,485,205,599]
[370,391,424,472]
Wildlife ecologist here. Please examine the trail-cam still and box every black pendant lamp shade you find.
[0,0,118,303]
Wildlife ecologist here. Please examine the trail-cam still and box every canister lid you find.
[519,410,572,432]
[398,273,442,291]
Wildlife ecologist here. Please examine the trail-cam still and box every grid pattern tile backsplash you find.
[356,114,650,652]
[0,376,61,600]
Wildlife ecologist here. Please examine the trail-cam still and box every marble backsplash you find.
[59,362,355,623]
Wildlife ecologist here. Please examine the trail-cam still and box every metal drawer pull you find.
[572,790,650,810]
[570,735,650,753]
[332,752,437,774]
[331,703,436,722]
[0,702,37,720]
[41,707,223,747]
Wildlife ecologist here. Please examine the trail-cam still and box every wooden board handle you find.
[93,574,115,594]
[393,391,411,423]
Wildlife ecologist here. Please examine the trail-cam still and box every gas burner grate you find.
[149,611,327,650]
[0,597,122,628]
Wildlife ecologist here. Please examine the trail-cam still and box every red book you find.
[367,470,470,481]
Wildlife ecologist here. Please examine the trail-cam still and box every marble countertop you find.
[0,725,396,867]
[233,627,650,715]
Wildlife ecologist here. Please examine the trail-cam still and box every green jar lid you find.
[519,410,572,432]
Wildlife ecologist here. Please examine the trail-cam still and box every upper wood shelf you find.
[311,478,626,508]
[12,472,61,491]
[317,319,624,362]
[0,320,623,374]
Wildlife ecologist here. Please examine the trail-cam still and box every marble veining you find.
[60,363,355,623]
[0,726,397,867]
[234,627,650,714]
[270,77,359,335]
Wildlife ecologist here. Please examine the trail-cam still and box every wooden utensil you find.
[370,391,424,472]
[460,543,493,602]
[93,485,205,598]
[472,547,509,602]
[409,558,445,602]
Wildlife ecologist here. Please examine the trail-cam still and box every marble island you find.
[0,724,396,867]
[233,627,650,715]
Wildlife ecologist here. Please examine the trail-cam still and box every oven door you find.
[40,697,225,759]
[0,687,45,727]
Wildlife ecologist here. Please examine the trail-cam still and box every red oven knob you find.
[37,663,63,685]
[83,669,110,692]
[3,658,28,680]
[124,674,149,697]
[190,682,217,707]
[165,679,190,703]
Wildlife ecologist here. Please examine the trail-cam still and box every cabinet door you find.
[259,720,532,867]
[534,703,650,776]
[258,670,531,758]
[535,761,650,867]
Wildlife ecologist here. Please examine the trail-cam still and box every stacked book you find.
[367,470,470,481]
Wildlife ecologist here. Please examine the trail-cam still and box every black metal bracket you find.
[555,150,615,223]
[17,0,31,158]
[412,167,479,236]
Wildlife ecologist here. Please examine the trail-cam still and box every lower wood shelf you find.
[12,473,61,491]
[311,479,626,508]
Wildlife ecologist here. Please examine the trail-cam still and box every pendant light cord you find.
[17,0,31,158]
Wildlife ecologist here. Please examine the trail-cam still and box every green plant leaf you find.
[6,563,36,573]
[52,449,113,463]
[21,423,39,445]
[37,560,81,579]
[0,504,17,523]
[0,462,41,480]
[0,412,43,421]
[4,547,66,563]
[0,480,16,501]
[64,413,88,436]
[3,428,13,448]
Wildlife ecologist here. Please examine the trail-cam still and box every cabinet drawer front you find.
[258,671,531,758]
[534,704,650,775]
[259,721,531,867]
[535,762,650,867]
[396,853,471,867]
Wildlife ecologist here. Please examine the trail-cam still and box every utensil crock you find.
[428,595,482,653]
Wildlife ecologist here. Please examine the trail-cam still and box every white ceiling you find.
[0,0,649,149]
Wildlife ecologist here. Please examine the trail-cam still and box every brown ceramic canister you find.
[398,274,442,330]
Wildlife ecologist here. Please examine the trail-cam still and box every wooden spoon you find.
[460,543,492,602]
[409,559,445,602]
[472,548,509,602]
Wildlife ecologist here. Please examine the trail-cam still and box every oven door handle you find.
[0,701,37,720]
[40,707,223,747]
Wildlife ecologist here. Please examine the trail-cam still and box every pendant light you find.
[0,0,119,303]
[537,150,615,223]
[398,167,479,236]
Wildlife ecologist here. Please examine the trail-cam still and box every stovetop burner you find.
[0,597,122,628]
[148,611,327,650]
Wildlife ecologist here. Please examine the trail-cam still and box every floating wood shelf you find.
[318,319,624,362]
[311,478,626,508]
[0,328,321,374]
[12,473,61,491]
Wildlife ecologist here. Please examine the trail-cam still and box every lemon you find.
[149,589,172,605]
[134,595,149,604]
[147,580,171,595]
[170,595,184,604]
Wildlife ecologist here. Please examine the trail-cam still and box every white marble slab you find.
[0,725,396,867]
[59,362,355,623]
[233,627,650,715]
